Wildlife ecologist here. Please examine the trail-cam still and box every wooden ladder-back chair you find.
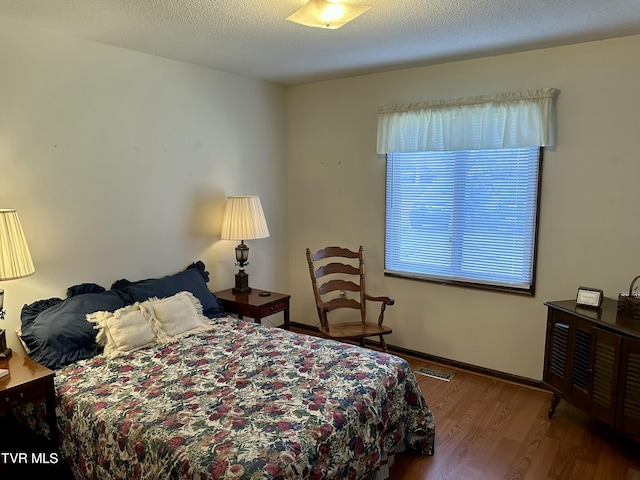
[305,246,394,352]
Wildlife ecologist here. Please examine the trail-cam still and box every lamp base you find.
[232,269,251,294]
[0,329,9,359]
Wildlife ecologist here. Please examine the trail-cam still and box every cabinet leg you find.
[548,394,560,419]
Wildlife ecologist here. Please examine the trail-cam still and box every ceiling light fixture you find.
[286,0,371,29]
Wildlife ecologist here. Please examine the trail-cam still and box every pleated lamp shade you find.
[221,196,270,241]
[0,209,35,281]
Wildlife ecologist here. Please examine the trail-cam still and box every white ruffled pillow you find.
[88,303,157,358]
[87,291,208,358]
[142,291,207,341]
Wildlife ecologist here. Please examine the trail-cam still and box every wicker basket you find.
[617,275,640,319]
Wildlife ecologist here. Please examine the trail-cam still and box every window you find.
[377,88,559,295]
[385,147,542,293]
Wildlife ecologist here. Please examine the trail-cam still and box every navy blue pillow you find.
[111,261,224,318]
[20,288,126,370]
[67,282,106,297]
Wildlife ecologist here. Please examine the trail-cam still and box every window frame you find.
[384,147,544,296]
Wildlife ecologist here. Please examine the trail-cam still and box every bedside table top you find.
[214,288,290,307]
[0,351,55,394]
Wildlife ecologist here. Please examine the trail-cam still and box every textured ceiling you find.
[1,0,639,85]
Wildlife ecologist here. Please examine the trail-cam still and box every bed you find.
[15,262,435,480]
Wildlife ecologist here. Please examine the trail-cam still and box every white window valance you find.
[377,88,559,154]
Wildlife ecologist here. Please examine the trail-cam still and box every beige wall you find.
[0,19,288,353]
[2,16,638,381]
[287,35,640,380]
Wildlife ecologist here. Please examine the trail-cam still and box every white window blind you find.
[385,148,541,291]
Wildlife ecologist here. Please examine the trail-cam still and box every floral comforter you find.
[22,317,435,479]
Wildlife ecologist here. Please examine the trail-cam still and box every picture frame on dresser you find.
[576,286,604,308]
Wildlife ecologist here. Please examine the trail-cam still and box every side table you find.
[0,352,58,447]
[214,288,291,329]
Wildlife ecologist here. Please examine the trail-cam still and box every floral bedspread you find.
[21,317,435,479]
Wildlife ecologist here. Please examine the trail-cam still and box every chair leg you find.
[360,338,366,348]
[379,335,388,352]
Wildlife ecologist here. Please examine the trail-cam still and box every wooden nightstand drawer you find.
[1,379,48,408]
[214,288,291,329]
[258,299,288,317]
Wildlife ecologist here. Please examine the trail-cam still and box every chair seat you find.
[323,321,392,340]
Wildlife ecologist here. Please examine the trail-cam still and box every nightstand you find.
[214,288,291,329]
[0,352,58,447]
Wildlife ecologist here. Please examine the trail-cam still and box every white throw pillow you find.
[88,303,157,358]
[143,291,206,340]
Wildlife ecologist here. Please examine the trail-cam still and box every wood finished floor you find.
[392,355,640,480]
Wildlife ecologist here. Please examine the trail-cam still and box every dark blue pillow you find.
[20,289,126,370]
[67,283,106,297]
[111,261,224,318]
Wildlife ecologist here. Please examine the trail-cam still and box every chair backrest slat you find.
[318,279,360,296]
[324,297,361,311]
[314,262,359,278]
[311,246,359,261]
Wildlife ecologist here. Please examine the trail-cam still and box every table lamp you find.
[0,209,35,359]
[220,196,269,293]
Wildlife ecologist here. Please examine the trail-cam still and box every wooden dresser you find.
[543,298,640,438]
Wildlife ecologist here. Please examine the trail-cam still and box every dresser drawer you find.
[1,380,48,409]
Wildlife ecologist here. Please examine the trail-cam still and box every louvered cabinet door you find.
[617,337,640,436]
[543,310,573,394]
[590,328,621,426]
[568,318,594,412]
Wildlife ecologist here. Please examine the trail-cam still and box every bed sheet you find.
[19,316,435,479]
